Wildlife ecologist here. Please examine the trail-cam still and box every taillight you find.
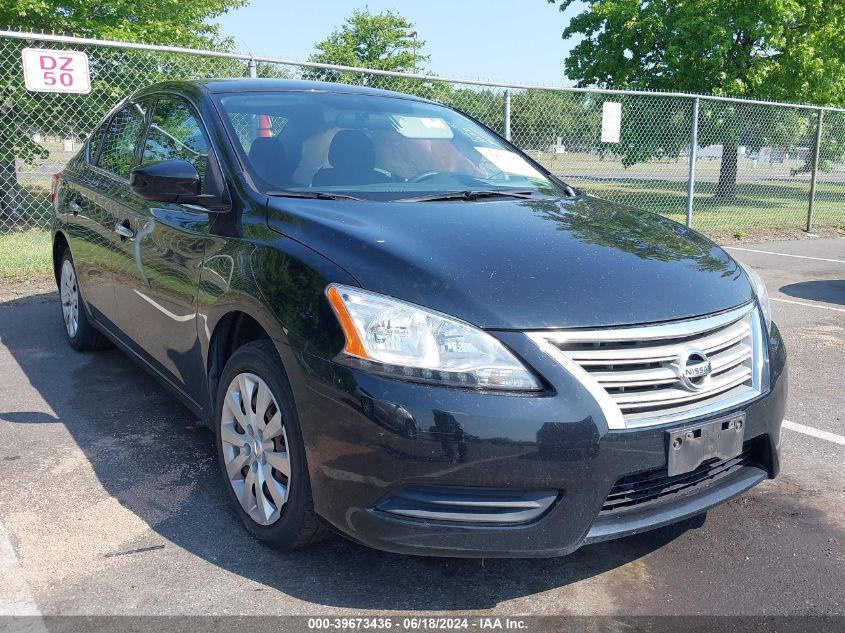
[50,172,62,210]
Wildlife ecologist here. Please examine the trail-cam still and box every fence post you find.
[807,108,825,232]
[248,57,257,78]
[685,97,700,228]
[504,89,511,141]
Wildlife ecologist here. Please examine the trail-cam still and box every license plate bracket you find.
[666,413,745,477]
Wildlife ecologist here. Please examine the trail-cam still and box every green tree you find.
[549,0,845,199]
[0,0,246,223]
[303,9,518,138]
[510,90,600,151]
[306,9,428,84]
[445,88,504,134]
[0,0,244,49]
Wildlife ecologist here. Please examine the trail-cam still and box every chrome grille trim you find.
[527,303,766,430]
[562,318,751,365]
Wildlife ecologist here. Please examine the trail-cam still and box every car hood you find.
[266,194,751,329]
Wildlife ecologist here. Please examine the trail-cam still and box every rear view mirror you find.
[130,160,228,212]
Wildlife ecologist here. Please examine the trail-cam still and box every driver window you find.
[97,102,148,179]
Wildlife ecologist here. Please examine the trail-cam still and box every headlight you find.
[738,261,771,330]
[325,284,541,391]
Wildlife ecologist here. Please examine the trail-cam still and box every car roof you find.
[133,78,435,103]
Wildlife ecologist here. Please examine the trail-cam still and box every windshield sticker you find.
[391,115,454,139]
[474,146,542,178]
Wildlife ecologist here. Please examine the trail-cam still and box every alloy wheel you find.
[60,259,79,338]
[220,372,291,526]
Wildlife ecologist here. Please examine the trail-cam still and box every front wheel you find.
[214,340,330,550]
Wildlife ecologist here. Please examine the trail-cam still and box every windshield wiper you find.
[267,190,363,201]
[396,189,537,203]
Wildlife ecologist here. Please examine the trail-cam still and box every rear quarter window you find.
[86,123,107,164]
[227,112,288,153]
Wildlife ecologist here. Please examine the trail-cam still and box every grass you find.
[531,150,812,180]
[0,179,55,281]
[0,228,53,282]
[530,150,845,232]
[574,178,845,231]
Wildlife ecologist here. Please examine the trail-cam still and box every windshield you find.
[214,91,565,201]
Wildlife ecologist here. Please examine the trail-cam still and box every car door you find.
[62,102,149,330]
[112,95,217,408]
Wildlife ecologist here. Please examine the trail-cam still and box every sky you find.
[216,0,585,85]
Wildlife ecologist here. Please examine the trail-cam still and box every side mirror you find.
[130,160,228,212]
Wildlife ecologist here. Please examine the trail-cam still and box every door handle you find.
[69,200,83,215]
[114,220,136,240]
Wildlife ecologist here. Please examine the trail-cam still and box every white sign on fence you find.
[21,48,91,94]
[601,101,622,143]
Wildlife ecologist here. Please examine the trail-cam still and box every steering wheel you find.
[409,171,441,183]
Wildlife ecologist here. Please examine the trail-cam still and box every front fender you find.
[196,233,356,420]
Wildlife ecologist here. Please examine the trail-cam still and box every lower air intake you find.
[600,440,763,516]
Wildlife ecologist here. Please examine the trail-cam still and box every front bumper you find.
[281,321,787,558]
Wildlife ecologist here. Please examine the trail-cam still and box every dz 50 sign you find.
[22,48,91,94]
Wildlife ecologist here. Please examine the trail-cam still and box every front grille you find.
[528,304,765,428]
[600,442,760,516]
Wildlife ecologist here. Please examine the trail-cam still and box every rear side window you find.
[228,113,288,154]
[87,123,107,164]
[97,102,147,179]
[142,98,210,183]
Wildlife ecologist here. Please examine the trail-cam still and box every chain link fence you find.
[2,31,844,276]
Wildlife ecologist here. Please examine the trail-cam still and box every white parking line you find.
[783,419,845,447]
[725,246,844,264]
[0,521,41,618]
[770,297,845,313]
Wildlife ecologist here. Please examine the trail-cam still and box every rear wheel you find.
[59,250,111,352]
[215,340,330,549]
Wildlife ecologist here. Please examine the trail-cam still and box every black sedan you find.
[51,79,787,557]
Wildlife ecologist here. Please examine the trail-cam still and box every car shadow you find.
[779,279,845,306]
[1,291,704,611]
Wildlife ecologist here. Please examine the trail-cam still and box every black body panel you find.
[280,320,786,557]
[265,196,750,329]
[50,79,787,558]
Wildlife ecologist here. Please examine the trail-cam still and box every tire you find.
[58,249,111,352]
[214,340,330,550]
